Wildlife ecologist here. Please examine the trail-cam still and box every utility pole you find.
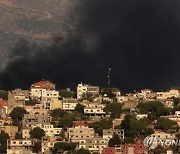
[107,67,111,88]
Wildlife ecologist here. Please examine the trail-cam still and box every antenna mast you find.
[107,67,111,88]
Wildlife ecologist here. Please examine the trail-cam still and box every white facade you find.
[78,137,108,154]
[41,124,62,137]
[84,103,106,116]
[62,98,77,111]
[136,114,148,120]
[41,137,56,153]
[30,88,59,109]
[68,123,95,142]
[157,89,180,100]
[77,83,99,99]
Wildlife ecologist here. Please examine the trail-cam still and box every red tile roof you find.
[0,99,8,107]
[30,80,55,90]
[73,121,88,127]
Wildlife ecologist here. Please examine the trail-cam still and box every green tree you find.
[172,97,180,106]
[104,102,122,118]
[9,107,27,131]
[59,128,65,139]
[50,109,66,119]
[138,101,169,118]
[25,98,39,106]
[81,93,94,102]
[121,114,134,131]
[0,90,8,100]
[74,104,85,114]
[124,137,135,144]
[9,107,27,120]
[101,88,116,98]
[153,146,166,154]
[58,117,73,128]
[59,89,74,98]
[30,127,45,140]
[155,118,178,132]
[51,142,76,154]
[33,141,42,153]
[90,119,112,136]
[75,148,91,154]
[108,133,121,147]
[15,132,22,139]
[0,131,10,154]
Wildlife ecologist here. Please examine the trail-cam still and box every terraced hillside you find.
[0,0,83,69]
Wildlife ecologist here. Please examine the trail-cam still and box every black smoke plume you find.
[0,0,180,92]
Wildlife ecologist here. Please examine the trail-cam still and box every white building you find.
[62,98,77,111]
[157,89,180,100]
[136,114,148,120]
[78,136,108,154]
[30,80,59,109]
[67,122,95,142]
[84,103,106,116]
[7,139,34,154]
[103,129,124,141]
[41,137,56,153]
[23,124,62,138]
[77,83,99,100]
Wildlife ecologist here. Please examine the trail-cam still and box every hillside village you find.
[0,80,180,153]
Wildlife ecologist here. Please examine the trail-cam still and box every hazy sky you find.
[0,0,180,92]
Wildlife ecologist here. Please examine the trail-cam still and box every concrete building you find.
[120,144,148,154]
[62,98,77,111]
[77,83,99,100]
[0,98,8,116]
[103,129,124,141]
[41,136,56,153]
[8,89,29,113]
[0,117,12,126]
[50,99,62,110]
[22,113,52,128]
[157,89,180,100]
[84,103,106,117]
[136,114,148,120]
[23,124,62,139]
[30,80,59,109]
[78,136,108,154]
[102,147,121,154]
[0,126,18,138]
[112,119,123,129]
[7,139,34,154]
[68,121,95,142]
[121,101,138,110]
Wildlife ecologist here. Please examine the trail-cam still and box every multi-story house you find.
[120,144,148,154]
[30,80,59,109]
[102,147,121,154]
[62,98,77,111]
[22,113,52,128]
[84,103,106,117]
[67,121,95,142]
[157,89,180,100]
[22,124,62,139]
[78,136,108,154]
[103,129,124,141]
[8,89,29,113]
[0,98,8,116]
[7,139,34,154]
[77,83,99,100]
[0,126,18,138]
[0,117,12,126]
[41,136,57,153]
